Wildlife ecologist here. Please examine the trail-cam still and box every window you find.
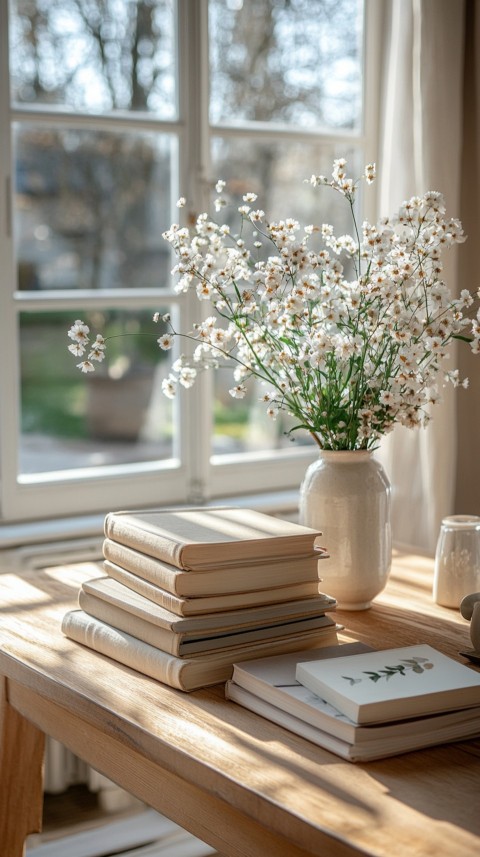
[0,0,379,524]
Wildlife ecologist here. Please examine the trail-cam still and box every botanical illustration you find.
[342,655,434,685]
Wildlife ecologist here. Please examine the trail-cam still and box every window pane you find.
[20,309,174,474]
[211,137,363,233]
[213,378,317,456]
[15,125,174,290]
[210,138,363,455]
[209,0,363,129]
[9,0,176,117]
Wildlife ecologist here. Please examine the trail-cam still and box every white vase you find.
[299,450,392,610]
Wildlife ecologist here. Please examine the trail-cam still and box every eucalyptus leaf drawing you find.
[341,656,434,686]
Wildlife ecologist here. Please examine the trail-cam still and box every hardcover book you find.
[104,560,322,616]
[102,537,324,597]
[104,507,323,570]
[229,644,480,751]
[81,576,336,633]
[61,609,339,691]
[231,643,372,742]
[78,588,337,657]
[225,682,480,762]
[296,645,480,724]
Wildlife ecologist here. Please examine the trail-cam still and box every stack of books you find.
[226,643,480,761]
[62,506,340,691]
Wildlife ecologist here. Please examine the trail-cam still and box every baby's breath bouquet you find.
[69,158,479,450]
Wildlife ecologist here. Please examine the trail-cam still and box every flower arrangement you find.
[68,158,479,450]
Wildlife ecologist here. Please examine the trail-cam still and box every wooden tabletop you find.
[0,551,479,857]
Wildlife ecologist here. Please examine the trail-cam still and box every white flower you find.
[172,356,186,372]
[77,360,95,373]
[379,390,395,407]
[210,328,229,349]
[459,289,473,307]
[308,174,328,187]
[176,197,186,208]
[68,157,476,450]
[162,375,178,399]
[229,384,247,399]
[179,367,197,388]
[196,281,214,300]
[157,334,174,350]
[88,345,106,362]
[332,158,347,181]
[68,342,86,357]
[68,320,90,344]
[250,210,265,222]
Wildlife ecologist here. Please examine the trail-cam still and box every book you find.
[104,507,323,570]
[103,537,324,597]
[78,588,337,657]
[61,609,339,691]
[82,576,337,633]
[229,643,480,747]
[104,560,322,616]
[225,682,480,762]
[296,645,480,725]
[231,643,373,742]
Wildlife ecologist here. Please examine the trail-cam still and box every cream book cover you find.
[61,609,339,691]
[82,575,336,633]
[104,560,322,616]
[104,506,322,569]
[225,682,480,762]
[102,537,321,596]
[296,645,480,724]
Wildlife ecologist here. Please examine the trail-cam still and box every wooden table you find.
[1,551,479,857]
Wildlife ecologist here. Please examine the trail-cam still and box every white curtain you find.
[375,0,474,552]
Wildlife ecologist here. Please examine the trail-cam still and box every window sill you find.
[0,490,301,563]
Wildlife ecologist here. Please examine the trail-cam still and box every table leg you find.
[0,676,45,857]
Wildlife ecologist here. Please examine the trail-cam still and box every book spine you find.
[105,514,185,568]
[103,539,320,597]
[61,610,187,690]
[103,539,184,595]
[104,562,191,615]
[78,590,182,656]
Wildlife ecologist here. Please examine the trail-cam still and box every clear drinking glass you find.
[433,516,480,608]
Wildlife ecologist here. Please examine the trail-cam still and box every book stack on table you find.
[226,643,480,761]
[62,506,340,691]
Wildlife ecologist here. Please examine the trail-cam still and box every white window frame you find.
[0,0,383,525]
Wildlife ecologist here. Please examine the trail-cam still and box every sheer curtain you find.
[375,0,479,552]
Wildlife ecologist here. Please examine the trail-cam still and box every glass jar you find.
[433,515,480,608]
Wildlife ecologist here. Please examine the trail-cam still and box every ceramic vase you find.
[299,450,392,610]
